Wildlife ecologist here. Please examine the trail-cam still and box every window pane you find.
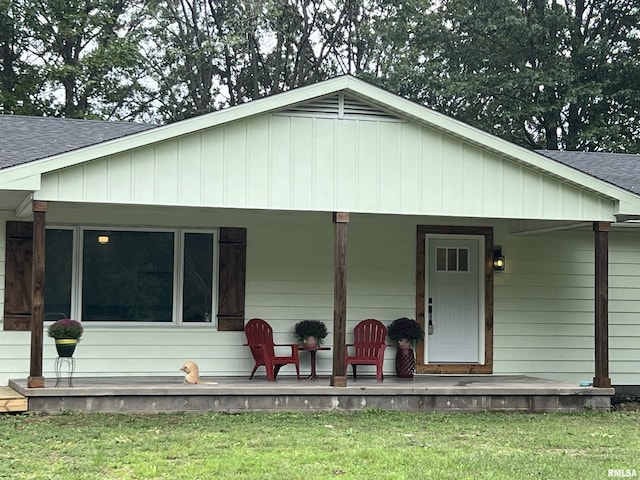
[436,248,446,271]
[458,248,468,272]
[82,230,174,322]
[182,233,214,322]
[447,248,457,271]
[45,229,73,320]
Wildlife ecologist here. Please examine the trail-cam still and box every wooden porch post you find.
[331,212,349,387]
[593,221,611,388]
[28,201,47,388]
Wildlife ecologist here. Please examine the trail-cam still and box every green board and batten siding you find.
[36,114,614,221]
[0,207,638,385]
[494,225,640,384]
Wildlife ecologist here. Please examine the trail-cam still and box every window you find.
[4,221,245,331]
[181,232,214,323]
[44,227,218,325]
[44,228,73,320]
[82,230,175,322]
[436,247,469,272]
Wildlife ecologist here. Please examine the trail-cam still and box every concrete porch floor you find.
[9,375,614,414]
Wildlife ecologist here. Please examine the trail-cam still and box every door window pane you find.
[436,248,446,271]
[435,246,470,272]
[447,248,457,271]
[458,248,468,271]
[82,230,174,322]
[182,232,214,322]
[45,229,73,320]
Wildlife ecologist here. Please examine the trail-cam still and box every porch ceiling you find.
[0,190,31,212]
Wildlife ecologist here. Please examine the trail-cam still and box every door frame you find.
[416,225,494,374]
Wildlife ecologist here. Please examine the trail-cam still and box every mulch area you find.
[612,397,640,411]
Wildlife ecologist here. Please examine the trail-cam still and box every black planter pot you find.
[55,339,78,357]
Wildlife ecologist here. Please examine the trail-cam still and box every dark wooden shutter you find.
[217,227,246,331]
[4,221,33,331]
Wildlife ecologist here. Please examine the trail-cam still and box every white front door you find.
[426,236,482,363]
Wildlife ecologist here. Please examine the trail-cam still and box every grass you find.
[1,410,638,479]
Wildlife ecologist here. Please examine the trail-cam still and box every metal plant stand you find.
[54,357,76,387]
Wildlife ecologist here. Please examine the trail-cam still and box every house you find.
[0,76,638,392]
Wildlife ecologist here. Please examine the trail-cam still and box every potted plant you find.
[48,319,84,357]
[388,317,423,345]
[387,317,424,378]
[294,320,328,347]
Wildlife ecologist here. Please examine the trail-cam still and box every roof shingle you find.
[538,150,640,195]
[0,115,157,169]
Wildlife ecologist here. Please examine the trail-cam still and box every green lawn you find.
[1,411,638,479]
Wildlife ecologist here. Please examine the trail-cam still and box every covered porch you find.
[3,77,639,398]
[9,375,613,414]
[10,205,618,391]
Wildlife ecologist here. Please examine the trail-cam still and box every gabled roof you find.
[538,150,640,195]
[1,75,640,216]
[0,115,157,169]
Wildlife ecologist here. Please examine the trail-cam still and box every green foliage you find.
[387,317,424,342]
[293,320,328,344]
[1,0,147,119]
[373,0,640,152]
[144,0,343,122]
[2,0,638,153]
[0,0,40,115]
[0,411,638,479]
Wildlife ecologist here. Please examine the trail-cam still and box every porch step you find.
[0,386,27,413]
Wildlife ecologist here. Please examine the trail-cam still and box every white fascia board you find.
[0,174,41,191]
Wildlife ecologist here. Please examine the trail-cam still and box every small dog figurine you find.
[180,360,218,385]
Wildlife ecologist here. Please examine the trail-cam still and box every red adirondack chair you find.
[345,318,387,382]
[244,318,300,381]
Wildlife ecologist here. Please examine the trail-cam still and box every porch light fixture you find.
[98,234,110,245]
[493,247,505,271]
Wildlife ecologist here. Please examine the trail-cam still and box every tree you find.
[3,0,638,154]
[18,0,148,119]
[144,0,351,123]
[0,0,39,115]
[371,0,640,152]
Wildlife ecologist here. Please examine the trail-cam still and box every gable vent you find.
[274,92,403,122]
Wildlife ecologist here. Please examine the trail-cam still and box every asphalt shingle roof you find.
[538,150,640,195]
[0,115,157,169]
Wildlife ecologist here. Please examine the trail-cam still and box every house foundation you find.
[9,375,613,414]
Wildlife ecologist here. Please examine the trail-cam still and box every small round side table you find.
[298,345,330,379]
